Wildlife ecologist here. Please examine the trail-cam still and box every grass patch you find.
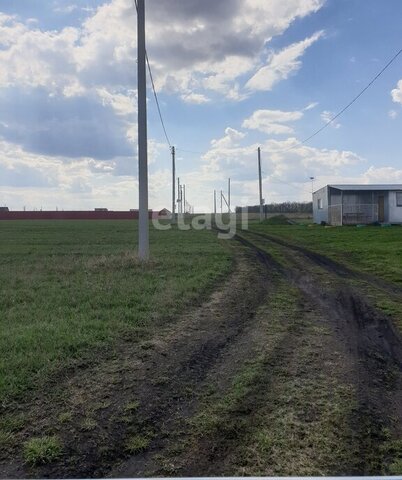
[261,214,291,225]
[0,221,232,404]
[125,433,151,454]
[23,435,62,465]
[124,400,140,412]
[81,417,97,431]
[248,223,402,285]
[57,412,73,424]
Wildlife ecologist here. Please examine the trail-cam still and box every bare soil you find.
[1,232,402,477]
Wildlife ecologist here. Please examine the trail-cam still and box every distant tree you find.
[236,201,313,214]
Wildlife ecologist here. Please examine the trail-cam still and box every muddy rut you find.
[1,232,402,477]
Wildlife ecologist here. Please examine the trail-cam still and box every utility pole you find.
[177,177,181,214]
[137,0,149,260]
[310,176,315,195]
[220,190,223,214]
[258,147,263,222]
[183,184,186,215]
[228,178,231,214]
[171,146,176,223]
[214,190,217,215]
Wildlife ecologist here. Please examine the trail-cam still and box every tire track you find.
[246,229,402,298]
[237,230,402,473]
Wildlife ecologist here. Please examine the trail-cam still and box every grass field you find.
[0,221,232,403]
[1,219,402,477]
[249,222,402,285]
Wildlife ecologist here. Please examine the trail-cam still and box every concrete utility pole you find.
[258,147,263,222]
[171,146,176,223]
[177,177,181,214]
[220,190,223,214]
[137,0,149,260]
[183,184,186,215]
[214,190,217,215]
[228,178,231,214]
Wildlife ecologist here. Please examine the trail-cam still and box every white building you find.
[313,184,402,225]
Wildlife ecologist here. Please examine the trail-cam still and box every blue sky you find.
[1,0,402,211]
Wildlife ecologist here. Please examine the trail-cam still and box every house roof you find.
[328,184,402,192]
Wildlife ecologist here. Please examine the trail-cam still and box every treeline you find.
[236,202,313,214]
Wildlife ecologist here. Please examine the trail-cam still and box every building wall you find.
[313,186,329,224]
[389,191,402,223]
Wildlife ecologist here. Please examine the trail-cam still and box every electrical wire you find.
[281,47,402,153]
[132,0,172,147]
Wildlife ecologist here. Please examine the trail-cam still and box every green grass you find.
[248,223,402,285]
[23,435,62,465]
[0,221,232,403]
[125,433,151,453]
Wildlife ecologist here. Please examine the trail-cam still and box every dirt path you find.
[249,229,402,298]
[2,233,402,477]
[236,230,402,471]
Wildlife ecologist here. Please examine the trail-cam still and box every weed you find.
[124,401,140,412]
[23,436,62,465]
[125,434,151,454]
[58,412,73,424]
[389,458,402,475]
[81,418,97,431]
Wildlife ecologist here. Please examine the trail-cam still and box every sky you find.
[1,0,402,212]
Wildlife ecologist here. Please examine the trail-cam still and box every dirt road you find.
[2,233,402,477]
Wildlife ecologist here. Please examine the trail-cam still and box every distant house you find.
[313,184,402,225]
[0,207,9,212]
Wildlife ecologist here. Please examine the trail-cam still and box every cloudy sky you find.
[1,0,402,212]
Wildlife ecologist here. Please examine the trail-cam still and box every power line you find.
[281,47,402,153]
[145,51,171,147]
[132,0,172,147]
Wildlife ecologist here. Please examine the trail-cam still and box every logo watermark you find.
[151,211,249,239]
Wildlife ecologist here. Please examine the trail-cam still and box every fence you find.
[328,204,379,226]
[0,211,156,221]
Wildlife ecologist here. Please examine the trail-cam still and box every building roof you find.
[328,184,402,192]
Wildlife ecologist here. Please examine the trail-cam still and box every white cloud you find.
[321,110,341,128]
[389,109,398,120]
[242,109,303,135]
[391,80,402,104]
[96,88,136,115]
[304,101,319,111]
[0,0,326,102]
[361,166,402,183]
[246,31,324,91]
[181,92,210,104]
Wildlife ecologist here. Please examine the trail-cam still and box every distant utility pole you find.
[137,0,149,260]
[183,184,186,215]
[220,190,223,214]
[258,147,263,222]
[310,176,315,195]
[171,146,176,223]
[177,177,181,214]
[214,190,217,215]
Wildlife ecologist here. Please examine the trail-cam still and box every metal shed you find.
[313,184,402,225]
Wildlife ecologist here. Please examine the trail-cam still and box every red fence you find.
[0,211,155,221]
